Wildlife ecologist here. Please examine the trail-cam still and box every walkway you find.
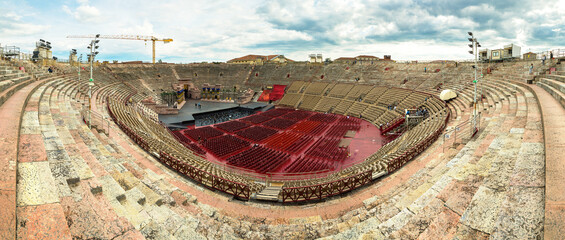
[530,84,565,239]
[0,79,47,239]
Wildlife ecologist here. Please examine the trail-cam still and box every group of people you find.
[542,51,554,66]
[412,107,429,118]
[194,108,253,127]
[529,51,555,74]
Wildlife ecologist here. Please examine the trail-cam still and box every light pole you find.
[78,53,82,83]
[87,34,100,129]
[468,32,481,133]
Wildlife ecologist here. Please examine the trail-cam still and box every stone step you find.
[541,78,565,95]
[0,72,26,81]
[255,186,281,201]
[0,79,34,108]
[15,76,74,240]
[0,69,18,74]
[363,114,492,237]
[489,81,545,239]
[55,84,178,200]
[0,75,31,92]
[537,81,565,109]
[42,85,152,238]
[545,73,565,83]
[8,60,554,239]
[38,84,83,198]
[393,123,497,235]
[381,81,534,238]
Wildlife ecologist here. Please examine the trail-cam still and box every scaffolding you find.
[3,45,20,59]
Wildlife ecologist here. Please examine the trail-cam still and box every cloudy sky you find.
[1,0,563,63]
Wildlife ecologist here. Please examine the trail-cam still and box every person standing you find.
[529,64,533,74]
[542,55,546,65]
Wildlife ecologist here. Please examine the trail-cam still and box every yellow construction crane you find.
[67,34,173,64]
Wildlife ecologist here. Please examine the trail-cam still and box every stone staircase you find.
[3,60,552,239]
[537,64,565,109]
[254,186,282,201]
[0,60,33,107]
[17,77,214,239]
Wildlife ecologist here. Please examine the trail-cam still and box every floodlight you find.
[468,44,473,48]
[468,38,473,42]
[95,34,100,38]
[95,40,100,44]
[95,51,99,55]
[95,46,99,49]
[477,44,481,48]
[469,50,473,54]
[468,32,473,36]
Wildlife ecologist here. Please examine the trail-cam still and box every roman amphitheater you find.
[1,54,564,239]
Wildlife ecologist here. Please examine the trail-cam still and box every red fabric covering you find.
[258,89,272,102]
[270,85,286,101]
[258,85,286,102]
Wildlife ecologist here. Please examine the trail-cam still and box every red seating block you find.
[226,146,290,173]
[262,118,298,130]
[241,114,272,124]
[183,126,223,141]
[261,108,293,118]
[202,135,250,157]
[215,120,250,133]
[235,126,278,143]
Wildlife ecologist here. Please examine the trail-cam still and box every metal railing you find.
[81,106,111,134]
[537,49,565,59]
[442,112,481,151]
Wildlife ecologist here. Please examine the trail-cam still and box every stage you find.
[159,99,269,128]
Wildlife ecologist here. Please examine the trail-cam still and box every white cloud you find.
[1,0,564,62]
[461,3,496,16]
[0,12,48,37]
[62,2,101,23]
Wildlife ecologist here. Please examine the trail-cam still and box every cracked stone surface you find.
[17,161,59,206]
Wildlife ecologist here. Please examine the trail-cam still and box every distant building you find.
[334,55,390,64]
[334,57,356,64]
[480,44,521,62]
[309,54,323,63]
[479,49,491,62]
[523,52,537,60]
[355,55,379,64]
[227,54,293,64]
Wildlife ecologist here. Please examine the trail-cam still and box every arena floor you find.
[175,109,384,175]
[158,99,268,124]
